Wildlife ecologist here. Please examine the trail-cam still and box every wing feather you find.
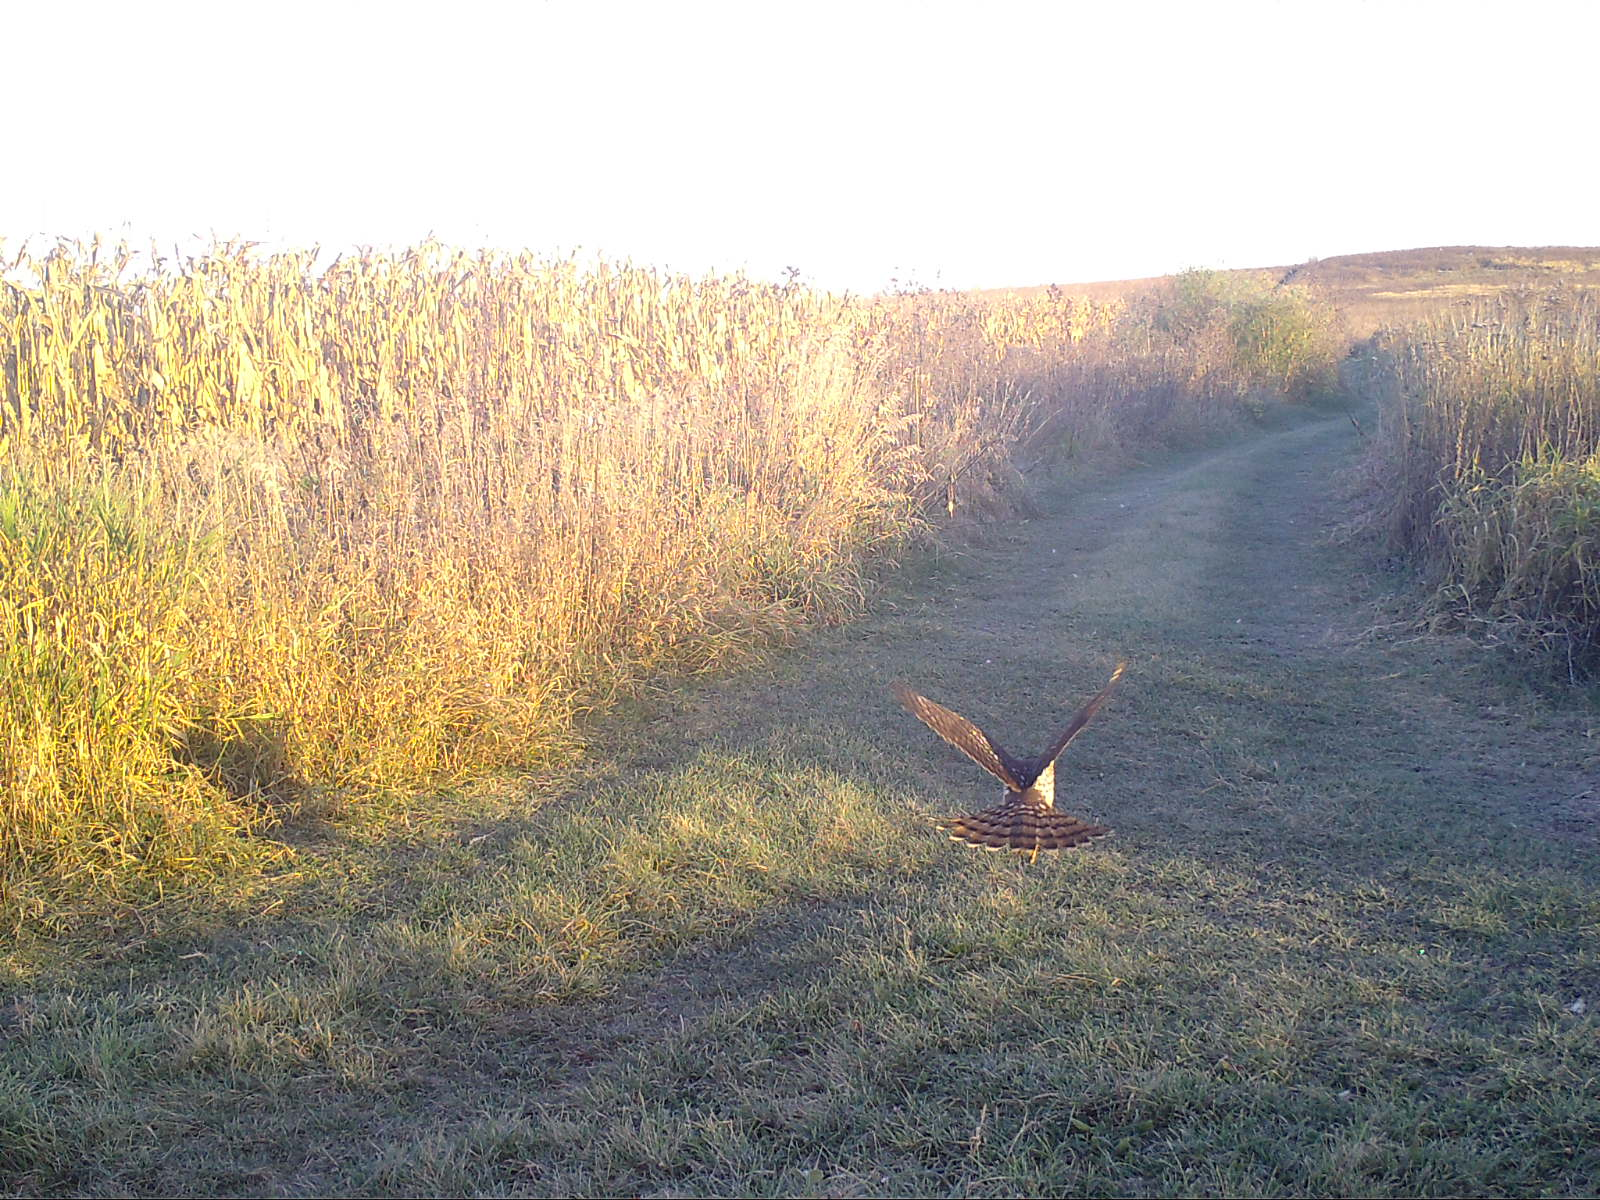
[892,683,1027,791]
[1036,661,1126,769]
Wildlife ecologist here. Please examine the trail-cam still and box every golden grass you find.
[0,240,1341,929]
[1359,289,1600,668]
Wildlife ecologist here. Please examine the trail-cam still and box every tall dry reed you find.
[1359,288,1600,668]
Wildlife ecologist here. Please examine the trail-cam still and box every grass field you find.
[4,408,1597,1196]
[1299,247,1600,337]
[0,241,1340,931]
[4,239,1599,1195]
[986,245,1600,339]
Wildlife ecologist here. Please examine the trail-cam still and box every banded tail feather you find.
[939,800,1111,853]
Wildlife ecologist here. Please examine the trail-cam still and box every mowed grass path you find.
[5,412,1598,1196]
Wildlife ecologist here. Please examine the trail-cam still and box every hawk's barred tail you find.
[940,806,1111,853]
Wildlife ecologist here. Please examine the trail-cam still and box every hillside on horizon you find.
[984,244,1600,337]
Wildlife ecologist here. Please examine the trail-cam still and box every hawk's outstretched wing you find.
[1036,661,1126,770]
[892,683,1029,791]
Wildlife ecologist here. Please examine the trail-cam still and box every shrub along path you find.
[4,409,1598,1196]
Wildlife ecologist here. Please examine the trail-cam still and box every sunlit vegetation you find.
[0,239,1342,929]
[1356,289,1600,672]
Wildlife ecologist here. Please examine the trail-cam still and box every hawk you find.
[893,662,1125,856]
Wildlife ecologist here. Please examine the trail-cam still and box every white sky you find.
[9,0,1599,293]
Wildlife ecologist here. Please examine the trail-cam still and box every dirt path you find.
[644,406,1596,879]
[9,410,1599,1197]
